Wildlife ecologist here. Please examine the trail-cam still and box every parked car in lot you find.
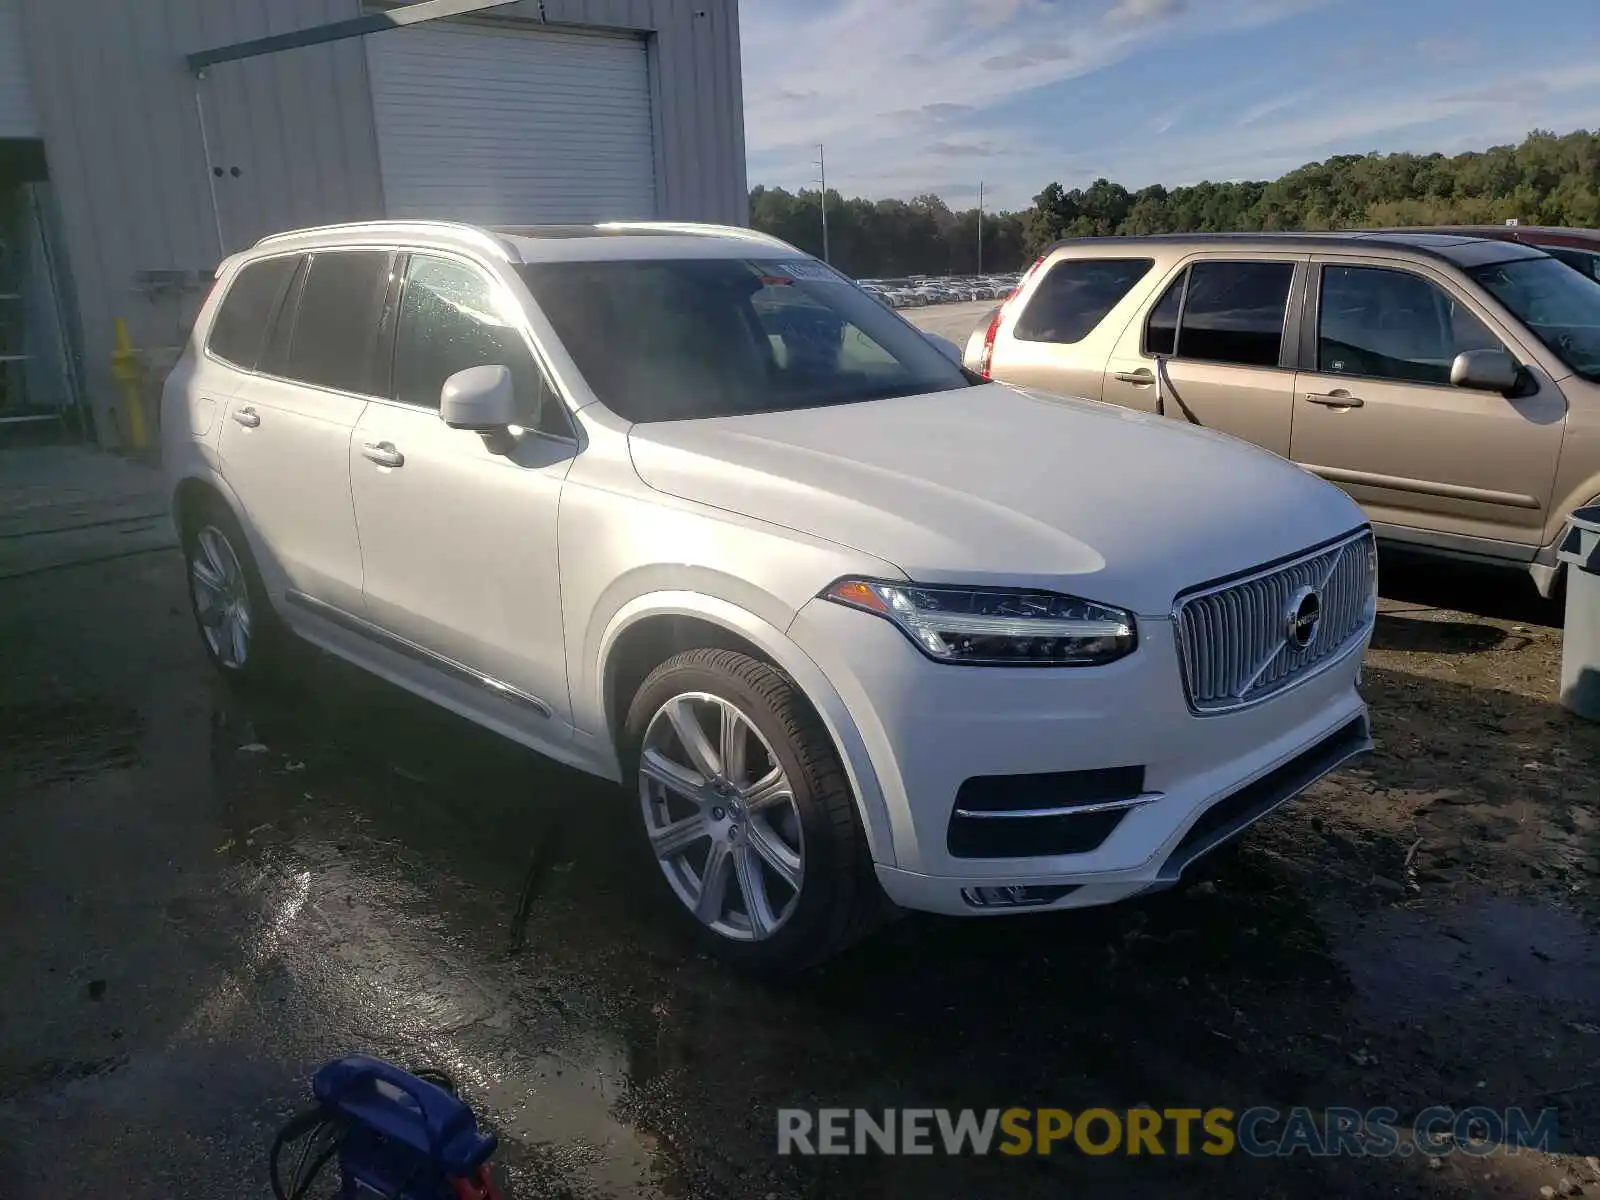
[970,231,1600,596]
[1378,225,1600,283]
[165,220,1376,971]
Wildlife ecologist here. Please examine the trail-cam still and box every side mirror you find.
[1450,349,1519,394]
[441,365,519,453]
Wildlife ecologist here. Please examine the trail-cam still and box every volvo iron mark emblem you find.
[1286,586,1323,651]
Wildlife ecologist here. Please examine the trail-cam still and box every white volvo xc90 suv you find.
[164,220,1376,971]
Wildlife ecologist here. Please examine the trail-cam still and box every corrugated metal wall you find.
[0,0,39,137]
[16,0,747,447]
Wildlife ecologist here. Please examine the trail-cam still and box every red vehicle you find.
[1389,225,1600,282]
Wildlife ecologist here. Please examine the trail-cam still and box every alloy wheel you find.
[190,525,252,670]
[638,691,806,942]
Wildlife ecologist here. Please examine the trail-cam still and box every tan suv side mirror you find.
[1450,349,1519,394]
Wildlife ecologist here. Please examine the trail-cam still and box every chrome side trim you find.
[1303,464,1541,510]
[954,793,1164,820]
[285,589,553,719]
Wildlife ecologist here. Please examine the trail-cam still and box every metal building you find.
[0,0,748,447]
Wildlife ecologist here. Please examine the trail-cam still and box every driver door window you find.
[392,255,570,437]
[1318,266,1502,386]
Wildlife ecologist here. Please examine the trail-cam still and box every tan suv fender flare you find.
[591,591,898,867]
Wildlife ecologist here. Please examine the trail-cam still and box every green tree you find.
[749,129,1600,279]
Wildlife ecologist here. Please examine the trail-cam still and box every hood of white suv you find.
[627,384,1365,617]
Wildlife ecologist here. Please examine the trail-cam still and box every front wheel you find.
[623,648,883,972]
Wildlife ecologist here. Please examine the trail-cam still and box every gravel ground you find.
[902,299,996,349]
[1,452,1597,1199]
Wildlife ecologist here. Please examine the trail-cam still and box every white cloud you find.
[742,0,1237,202]
[742,1,1600,211]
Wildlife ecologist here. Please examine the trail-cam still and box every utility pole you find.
[977,180,985,275]
[815,143,831,264]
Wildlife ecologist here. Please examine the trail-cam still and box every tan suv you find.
[968,232,1600,595]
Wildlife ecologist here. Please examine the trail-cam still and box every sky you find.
[739,0,1600,212]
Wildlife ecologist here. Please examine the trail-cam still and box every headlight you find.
[822,579,1136,667]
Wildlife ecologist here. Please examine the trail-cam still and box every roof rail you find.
[251,220,519,261]
[592,220,797,251]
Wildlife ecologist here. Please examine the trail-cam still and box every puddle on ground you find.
[1339,895,1600,1018]
[0,695,142,783]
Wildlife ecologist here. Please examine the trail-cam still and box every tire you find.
[623,648,884,973]
[181,496,283,685]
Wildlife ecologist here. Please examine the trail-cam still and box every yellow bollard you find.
[111,317,149,451]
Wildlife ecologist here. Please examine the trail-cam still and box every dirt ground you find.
[1,469,1597,1198]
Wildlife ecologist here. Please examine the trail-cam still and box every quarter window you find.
[1319,266,1501,385]
[1144,274,1183,356]
[392,255,568,437]
[280,251,391,394]
[207,256,296,369]
[1142,261,1295,366]
[1013,258,1153,344]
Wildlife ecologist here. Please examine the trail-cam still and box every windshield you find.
[1466,255,1600,381]
[518,257,973,422]
[1539,244,1600,284]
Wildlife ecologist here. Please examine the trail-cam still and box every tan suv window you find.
[1013,259,1153,344]
[1319,266,1501,386]
[1143,261,1294,367]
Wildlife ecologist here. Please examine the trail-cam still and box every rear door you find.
[1103,255,1307,456]
[218,250,390,613]
[1290,258,1567,548]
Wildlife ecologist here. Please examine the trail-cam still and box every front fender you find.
[590,591,897,866]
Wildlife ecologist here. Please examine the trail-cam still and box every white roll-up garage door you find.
[365,20,657,225]
[0,0,40,138]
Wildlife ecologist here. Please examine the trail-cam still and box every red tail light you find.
[978,307,1004,379]
[979,255,1045,379]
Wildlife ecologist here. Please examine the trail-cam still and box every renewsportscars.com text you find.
[777,1106,1559,1158]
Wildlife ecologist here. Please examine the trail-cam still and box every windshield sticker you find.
[758,260,847,285]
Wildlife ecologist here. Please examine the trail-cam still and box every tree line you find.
[749,129,1600,279]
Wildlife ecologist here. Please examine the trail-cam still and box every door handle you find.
[1303,391,1364,409]
[1114,369,1155,386]
[361,442,405,469]
[231,406,261,428]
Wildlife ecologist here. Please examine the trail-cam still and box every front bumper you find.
[788,598,1372,917]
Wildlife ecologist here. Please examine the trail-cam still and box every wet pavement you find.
[2,456,1598,1199]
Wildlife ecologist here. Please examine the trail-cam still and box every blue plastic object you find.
[311,1056,498,1199]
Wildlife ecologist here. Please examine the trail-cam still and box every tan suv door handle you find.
[1114,369,1155,386]
[231,406,261,428]
[1304,391,1364,409]
[361,442,405,468]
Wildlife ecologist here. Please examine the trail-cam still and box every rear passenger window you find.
[392,255,569,436]
[280,251,390,394]
[1013,259,1153,344]
[1143,261,1295,367]
[207,257,296,369]
[1175,261,1294,367]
